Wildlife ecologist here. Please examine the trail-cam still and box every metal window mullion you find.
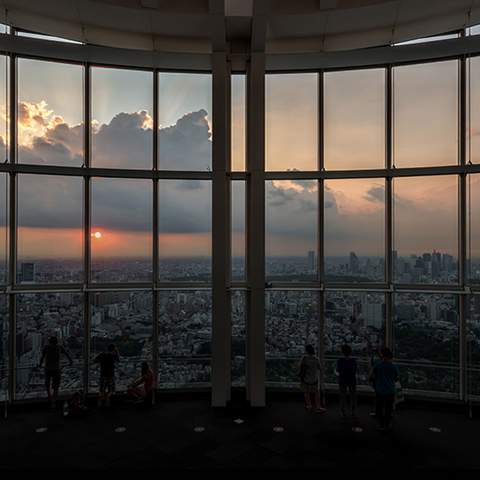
[318,71,324,287]
[83,63,91,393]
[7,52,16,401]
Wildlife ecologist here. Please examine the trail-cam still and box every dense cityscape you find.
[0,252,478,400]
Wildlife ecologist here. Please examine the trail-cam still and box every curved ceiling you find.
[0,0,479,53]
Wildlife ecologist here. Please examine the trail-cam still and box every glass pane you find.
[18,58,84,166]
[394,175,458,284]
[393,60,458,167]
[91,67,153,169]
[468,295,480,397]
[232,290,246,387]
[325,179,385,282]
[17,174,83,283]
[266,291,319,386]
[324,69,385,170]
[265,73,318,171]
[158,180,211,282]
[394,293,459,394]
[468,56,480,164]
[90,291,153,392]
[91,178,152,282]
[15,293,84,399]
[469,174,480,283]
[158,73,212,171]
[232,180,245,281]
[158,290,211,387]
[266,180,318,282]
[17,31,82,44]
[0,173,7,284]
[324,292,385,386]
[0,295,7,401]
[232,74,246,171]
[0,55,8,163]
[394,33,459,45]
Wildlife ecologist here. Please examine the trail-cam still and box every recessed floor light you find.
[194,426,205,433]
[234,418,244,424]
[429,427,442,433]
[273,426,284,433]
[352,427,363,433]
[35,427,48,433]
[115,426,127,433]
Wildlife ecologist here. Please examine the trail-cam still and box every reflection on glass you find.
[0,296,7,400]
[158,73,212,171]
[17,174,83,283]
[91,67,153,169]
[325,179,385,282]
[232,74,246,171]
[393,60,458,167]
[265,73,318,171]
[232,181,245,281]
[18,58,84,166]
[324,292,385,386]
[90,291,152,391]
[324,69,385,170]
[15,293,84,399]
[469,174,480,282]
[394,175,458,284]
[468,57,480,164]
[17,31,82,44]
[91,178,152,282]
[232,290,246,387]
[266,291,319,386]
[394,33,459,45]
[0,173,7,284]
[266,180,318,281]
[158,180,212,281]
[468,295,480,397]
[158,290,211,387]
[0,55,7,163]
[394,293,459,393]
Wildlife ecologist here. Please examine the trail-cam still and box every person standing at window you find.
[369,347,399,431]
[94,344,120,408]
[299,345,326,413]
[336,344,357,418]
[39,336,73,409]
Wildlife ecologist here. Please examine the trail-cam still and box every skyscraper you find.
[20,262,35,283]
[349,252,359,274]
[307,250,315,272]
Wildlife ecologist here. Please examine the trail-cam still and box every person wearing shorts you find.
[94,344,119,408]
[39,336,73,409]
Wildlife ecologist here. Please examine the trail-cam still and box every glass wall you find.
[231,290,246,387]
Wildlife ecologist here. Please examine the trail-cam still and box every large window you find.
[231,290,246,387]
[232,181,245,281]
[158,73,212,171]
[393,60,458,167]
[158,180,212,282]
[265,180,318,282]
[469,174,480,282]
[468,296,480,397]
[91,67,153,169]
[17,58,84,166]
[231,74,246,172]
[325,292,386,386]
[0,173,7,284]
[325,179,385,282]
[158,290,212,387]
[91,177,152,283]
[324,68,385,170]
[17,174,83,283]
[266,291,319,386]
[0,295,7,400]
[265,73,318,171]
[90,291,153,391]
[15,293,84,399]
[393,175,458,284]
[394,293,459,394]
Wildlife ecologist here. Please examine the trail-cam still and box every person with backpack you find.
[39,336,73,409]
[299,345,326,413]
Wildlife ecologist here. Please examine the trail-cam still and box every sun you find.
[91,231,102,239]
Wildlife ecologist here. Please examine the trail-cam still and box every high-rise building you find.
[20,262,35,283]
[349,252,359,274]
[307,250,315,272]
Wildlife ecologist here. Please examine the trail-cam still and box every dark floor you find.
[0,392,479,470]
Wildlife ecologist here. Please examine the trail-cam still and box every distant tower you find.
[349,252,359,274]
[307,250,315,272]
[21,262,35,282]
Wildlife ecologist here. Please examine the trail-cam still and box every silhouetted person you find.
[299,345,326,413]
[369,347,399,431]
[94,344,119,408]
[127,362,154,406]
[337,344,357,417]
[39,336,72,409]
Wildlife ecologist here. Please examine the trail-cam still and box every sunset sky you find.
[0,57,477,261]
